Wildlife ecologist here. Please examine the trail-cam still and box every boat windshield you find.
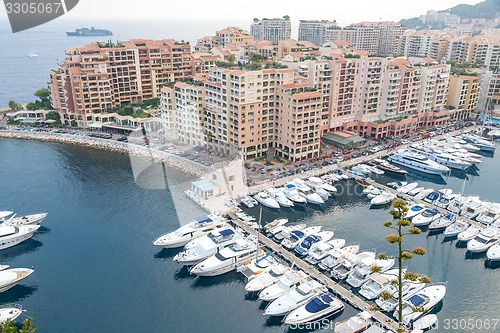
[269,269,282,278]
[215,252,229,261]
[474,236,490,244]
[305,295,333,313]
[296,285,310,296]
[208,229,234,244]
[422,209,437,217]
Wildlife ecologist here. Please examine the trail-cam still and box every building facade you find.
[250,17,292,44]
[298,20,338,46]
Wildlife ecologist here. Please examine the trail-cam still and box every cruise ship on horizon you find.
[388,149,451,175]
[66,27,113,36]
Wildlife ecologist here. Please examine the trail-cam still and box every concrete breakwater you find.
[0,130,213,177]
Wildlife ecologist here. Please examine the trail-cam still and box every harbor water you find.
[1,138,500,332]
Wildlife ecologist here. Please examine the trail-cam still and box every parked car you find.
[401,139,409,145]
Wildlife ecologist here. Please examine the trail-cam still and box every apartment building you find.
[250,16,291,44]
[298,20,338,46]
[49,39,193,127]
[195,27,253,52]
[160,78,206,146]
[277,39,319,58]
[447,74,481,120]
[487,72,500,108]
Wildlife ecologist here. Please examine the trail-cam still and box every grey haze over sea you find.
[0,17,251,108]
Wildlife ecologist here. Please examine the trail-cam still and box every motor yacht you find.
[467,228,500,253]
[346,258,395,288]
[259,270,308,301]
[366,188,383,200]
[408,187,424,196]
[307,177,337,194]
[190,238,261,276]
[264,279,325,316]
[173,227,243,265]
[263,218,288,233]
[409,147,471,170]
[331,251,375,281]
[370,192,396,206]
[0,225,40,250]
[386,181,407,190]
[283,293,344,325]
[267,187,294,208]
[443,220,469,238]
[244,263,288,292]
[254,192,280,209]
[0,268,34,293]
[486,243,500,261]
[457,225,481,243]
[375,280,426,312]
[305,239,346,265]
[292,179,324,205]
[273,224,307,242]
[447,195,475,214]
[294,231,335,256]
[428,214,455,232]
[1,212,48,226]
[334,311,373,333]
[396,182,419,194]
[388,149,450,175]
[281,226,322,250]
[363,185,376,195]
[414,188,434,201]
[237,253,277,281]
[395,284,447,327]
[460,198,484,219]
[152,215,226,248]
[368,158,408,175]
[358,269,401,300]
[317,244,360,272]
[412,208,441,227]
[476,203,500,225]
[0,304,24,323]
[0,212,14,220]
[283,184,308,205]
[240,196,258,208]
[406,203,427,219]
[423,191,441,204]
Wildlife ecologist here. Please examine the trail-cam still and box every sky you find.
[0,0,486,26]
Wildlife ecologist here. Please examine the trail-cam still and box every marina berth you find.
[264,278,325,316]
[258,270,308,301]
[466,228,500,253]
[173,226,243,265]
[283,293,344,325]
[388,149,450,175]
[395,284,447,326]
[457,225,481,242]
[0,224,40,250]
[152,214,226,248]
[253,192,280,209]
[190,238,262,276]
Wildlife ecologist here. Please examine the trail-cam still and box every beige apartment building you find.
[49,39,193,127]
[298,20,338,46]
[447,75,481,120]
[195,27,254,52]
[250,17,292,44]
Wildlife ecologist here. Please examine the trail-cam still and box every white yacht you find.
[412,314,439,332]
[486,243,500,261]
[240,196,258,208]
[283,293,344,325]
[476,203,500,225]
[259,270,308,301]
[346,258,395,288]
[264,279,324,316]
[0,268,34,293]
[267,187,294,208]
[447,195,476,214]
[363,185,376,195]
[152,215,226,248]
[173,227,243,265]
[457,225,481,243]
[237,254,277,281]
[396,284,447,327]
[443,221,469,238]
[412,208,441,227]
[460,198,484,219]
[388,149,450,175]
[281,226,322,250]
[370,192,396,206]
[366,188,382,200]
[294,231,335,256]
[409,148,471,170]
[435,192,458,209]
[334,311,372,333]
[282,184,307,205]
[467,228,500,253]
[1,212,48,226]
[254,192,280,209]
[307,177,337,194]
[0,304,24,323]
[273,224,307,242]
[408,187,424,196]
[305,239,346,265]
[292,179,324,205]
[359,269,401,300]
[317,244,360,272]
[406,203,427,219]
[190,238,261,276]
[396,182,419,194]
[0,225,40,250]
[263,218,288,233]
[428,213,455,232]
[244,264,288,292]
[331,251,375,281]
[414,188,435,201]
[0,212,14,220]
[375,280,426,312]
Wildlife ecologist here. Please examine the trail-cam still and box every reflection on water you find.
[0,239,43,261]
[0,285,38,303]
[154,248,180,260]
[174,266,196,281]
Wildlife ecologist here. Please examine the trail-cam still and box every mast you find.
[256,204,263,261]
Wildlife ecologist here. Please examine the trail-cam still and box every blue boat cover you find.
[219,229,234,236]
[408,294,425,307]
[195,216,213,223]
[411,206,423,211]
[425,192,440,201]
[291,230,305,240]
[301,235,320,249]
[422,209,438,217]
[305,297,329,313]
[285,184,296,189]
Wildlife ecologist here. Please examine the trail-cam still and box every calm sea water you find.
[0,138,499,332]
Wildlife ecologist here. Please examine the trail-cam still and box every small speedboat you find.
[334,311,372,333]
[0,268,34,293]
[0,304,24,323]
[412,314,438,331]
[406,203,427,219]
[429,214,455,232]
[294,231,335,256]
[331,251,375,281]
[281,226,322,250]
[366,188,382,200]
[152,214,226,248]
[467,227,500,253]
[443,220,469,238]
[259,270,308,301]
[1,212,48,226]
[305,239,346,265]
[283,293,344,325]
[423,191,441,204]
[486,243,500,261]
[395,284,446,327]
[375,280,426,312]
[245,264,288,292]
[387,181,407,190]
[254,192,280,209]
[346,258,395,288]
[358,268,402,300]
[370,192,396,206]
[412,208,441,227]
[267,187,294,208]
[317,244,360,272]
[408,187,424,196]
[264,218,288,233]
[264,279,324,316]
[397,182,419,194]
[457,225,481,243]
